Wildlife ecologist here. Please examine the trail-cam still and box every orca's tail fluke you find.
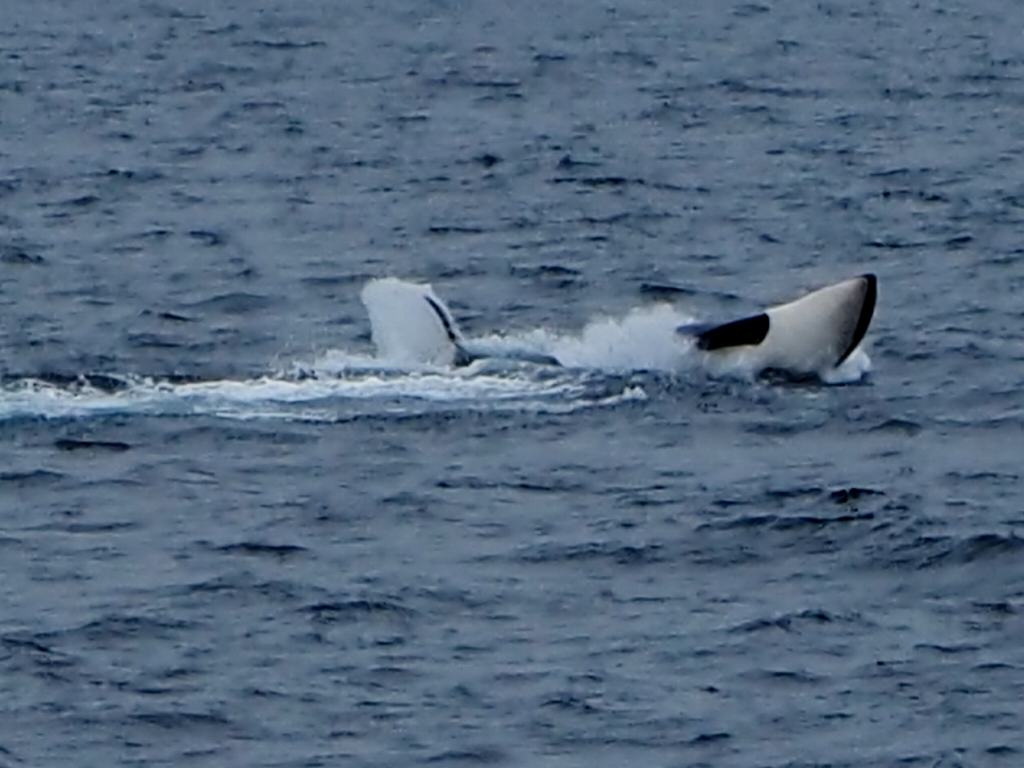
[360,278,560,368]
[677,274,877,378]
[360,278,469,366]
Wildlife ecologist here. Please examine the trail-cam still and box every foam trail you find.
[0,367,638,423]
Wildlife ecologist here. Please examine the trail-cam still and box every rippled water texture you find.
[2,1,1023,766]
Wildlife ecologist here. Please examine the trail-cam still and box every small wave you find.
[54,438,132,452]
[52,614,194,643]
[214,542,308,559]
[304,598,417,624]
[424,746,508,764]
[130,710,233,731]
[729,609,867,634]
[751,668,825,685]
[0,468,66,486]
[699,511,876,533]
[516,540,666,566]
[918,532,1024,568]
[882,532,1024,570]
[865,418,923,435]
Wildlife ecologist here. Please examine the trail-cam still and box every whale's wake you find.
[0,369,646,424]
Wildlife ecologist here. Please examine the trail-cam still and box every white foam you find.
[0,365,637,423]
[476,304,698,373]
[821,347,873,384]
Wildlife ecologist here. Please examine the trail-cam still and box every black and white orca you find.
[677,274,877,379]
[361,274,876,378]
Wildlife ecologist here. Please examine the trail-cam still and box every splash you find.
[821,348,873,385]
[469,304,698,373]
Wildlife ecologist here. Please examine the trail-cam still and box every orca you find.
[360,274,876,378]
[677,274,877,379]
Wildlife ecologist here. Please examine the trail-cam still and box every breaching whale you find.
[360,274,876,379]
[676,274,877,379]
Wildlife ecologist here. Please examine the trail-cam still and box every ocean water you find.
[2,1,1023,766]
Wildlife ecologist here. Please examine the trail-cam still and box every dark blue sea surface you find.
[2,1,1024,766]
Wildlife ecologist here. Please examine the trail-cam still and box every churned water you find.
[2,1,1023,766]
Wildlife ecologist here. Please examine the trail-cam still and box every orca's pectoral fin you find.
[677,312,770,351]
